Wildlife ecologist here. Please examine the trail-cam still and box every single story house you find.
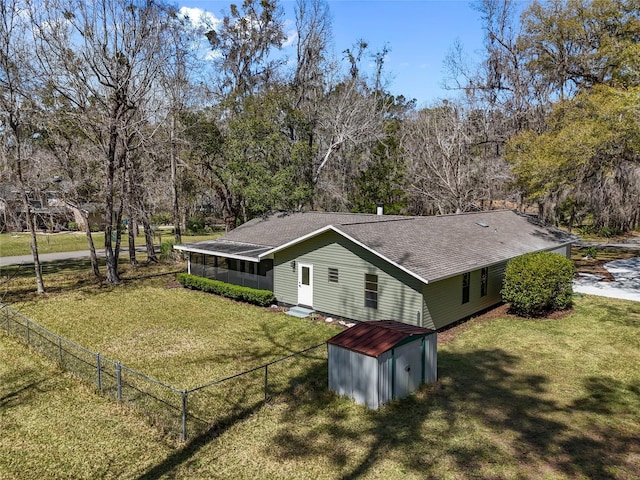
[174,210,574,329]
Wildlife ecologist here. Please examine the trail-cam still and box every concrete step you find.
[285,306,315,318]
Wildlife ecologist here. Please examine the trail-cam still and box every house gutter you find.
[173,245,263,263]
[428,241,576,284]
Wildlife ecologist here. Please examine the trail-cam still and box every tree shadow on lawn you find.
[1,259,180,303]
[0,365,52,411]
[597,302,640,328]
[270,348,640,479]
[137,402,264,480]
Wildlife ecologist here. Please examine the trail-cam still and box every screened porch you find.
[189,253,274,291]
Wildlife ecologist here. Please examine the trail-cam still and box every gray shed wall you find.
[328,344,380,409]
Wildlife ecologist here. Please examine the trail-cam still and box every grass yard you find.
[1,265,640,479]
[0,231,221,257]
[11,273,342,387]
[0,335,174,480]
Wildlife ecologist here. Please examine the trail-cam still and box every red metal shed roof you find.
[327,321,436,358]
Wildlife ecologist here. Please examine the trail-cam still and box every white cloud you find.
[179,6,220,31]
[283,29,297,48]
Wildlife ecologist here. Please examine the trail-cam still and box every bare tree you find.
[157,10,207,245]
[312,42,390,193]
[32,0,174,284]
[444,0,550,134]
[42,122,102,277]
[292,0,332,109]
[403,101,510,215]
[0,0,45,293]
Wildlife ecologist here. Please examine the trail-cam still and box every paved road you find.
[575,240,640,250]
[0,247,150,267]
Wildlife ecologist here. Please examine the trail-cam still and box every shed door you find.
[297,263,313,307]
[394,341,422,400]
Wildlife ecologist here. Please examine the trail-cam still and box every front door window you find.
[297,263,313,306]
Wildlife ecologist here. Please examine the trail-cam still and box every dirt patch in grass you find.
[164,279,182,289]
[573,257,617,281]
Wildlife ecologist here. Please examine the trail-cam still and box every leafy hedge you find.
[176,273,275,307]
[501,251,575,317]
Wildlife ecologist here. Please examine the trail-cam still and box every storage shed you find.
[327,321,437,410]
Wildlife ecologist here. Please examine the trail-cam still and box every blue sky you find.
[181,1,489,107]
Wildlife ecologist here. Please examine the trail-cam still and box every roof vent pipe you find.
[376,204,384,216]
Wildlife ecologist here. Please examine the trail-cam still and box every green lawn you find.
[12,274,341,387]
[0,231,221,257]
[2,271,639,479]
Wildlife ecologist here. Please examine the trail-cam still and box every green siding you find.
[273,234,571,330]
[273,230,424,326]
[422,262,506,330]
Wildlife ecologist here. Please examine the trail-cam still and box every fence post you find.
[116,362,122,401]
[26,317,30,346]
[4,306,9,333]
[264,364,269,402]
[181,390,188,442]
[97,353,102,391]
[58,337,63,365]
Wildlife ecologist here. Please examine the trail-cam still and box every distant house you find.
[0,179,101,232]
[174,210,574,329]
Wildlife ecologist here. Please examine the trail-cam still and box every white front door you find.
[297,263,313,307]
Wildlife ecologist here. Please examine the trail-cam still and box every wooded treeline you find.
[1,0,639,289]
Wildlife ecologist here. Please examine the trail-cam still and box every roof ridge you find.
[339,217,415,226]
[433,209,514,218]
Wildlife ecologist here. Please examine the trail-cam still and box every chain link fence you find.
[0,302,328,442]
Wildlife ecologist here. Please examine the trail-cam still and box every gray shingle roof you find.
[180,210,574,283]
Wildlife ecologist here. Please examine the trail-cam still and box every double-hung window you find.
[481,267,489,297]
[365,274,378,309]
[462,272,470,304]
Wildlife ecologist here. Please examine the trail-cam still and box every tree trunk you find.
[114,197,124,267]
[15,137,45,293]
[25,201,45,294]
[128,217,137,265]
[141,214,158,263]
[104,129,120,284]
[170,114,182,245]
[82,212,100,278]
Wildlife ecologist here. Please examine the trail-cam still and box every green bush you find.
[177,273,275,307]
[187,216,205,234]
[501,251,575,317]
[68,221,78,231]
[598,226,622,238]
[150,212,172,225]
[160,240,175,261]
